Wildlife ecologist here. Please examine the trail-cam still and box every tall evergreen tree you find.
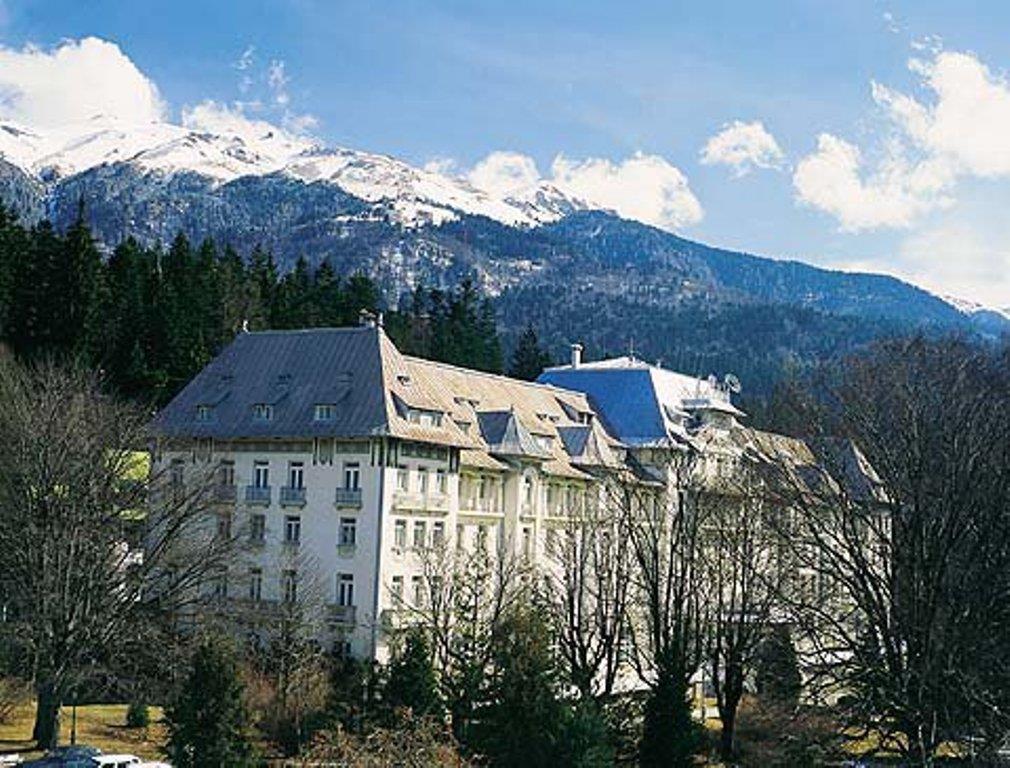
[165,636,256,768]
[477,604,566,767]
[509,324,552,380]
[385,630,442,719]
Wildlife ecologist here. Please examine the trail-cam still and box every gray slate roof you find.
[153,327,390,440]
[477,410,551,459]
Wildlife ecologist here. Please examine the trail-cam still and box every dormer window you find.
[196,405,212,422]
[407,409,442,427]
[253,403,274,422]
[314,404,337,422]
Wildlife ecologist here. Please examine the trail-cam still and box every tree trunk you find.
[719,707,737,762]
[32,680,61,750]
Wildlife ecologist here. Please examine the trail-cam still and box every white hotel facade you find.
[152,318,830,663]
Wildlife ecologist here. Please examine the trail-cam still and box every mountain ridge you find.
[0,116,1005,396]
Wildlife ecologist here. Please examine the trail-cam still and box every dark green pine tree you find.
[477,604,567,767]
[508,324,552,381]
[0,203,27,340]
[248,245,280,326]
[165,637,256,768]
[56,200,106,359]
[274,255,313,329]
[384,629,442,719]
[9,220,62,358]
[639,651,703,768]
[103,238,156,397]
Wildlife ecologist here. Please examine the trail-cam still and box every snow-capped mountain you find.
[941,294,1010,320]
[0,115,586,228]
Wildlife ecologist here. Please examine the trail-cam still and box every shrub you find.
[125,700,150,728]
[0,678,27,725]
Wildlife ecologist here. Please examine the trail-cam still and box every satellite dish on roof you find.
[724,373,742,394]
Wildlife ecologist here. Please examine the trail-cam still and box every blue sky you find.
[2,0,1009,306]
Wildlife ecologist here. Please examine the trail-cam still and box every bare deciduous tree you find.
[543,473,633,699]
[0,359,228,749]
[765,338,1010,766]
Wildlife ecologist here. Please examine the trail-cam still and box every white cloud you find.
[463,149,703,231]
[793,133,954,231]
[0,37,166,129]
[898,222,1010,306]
[235,45,255,72]
[267,59,290,106]
[551,152,703,230]
[700,120,784,176]
[793,48,1010,232]
[468,151,540,196]
[877,51,1010,178]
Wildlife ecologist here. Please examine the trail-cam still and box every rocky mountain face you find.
[0,117,1003,394]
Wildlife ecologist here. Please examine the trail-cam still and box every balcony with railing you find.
[327,604,357,625]
[280,486,307,507]
[245,485,271,505]
[334,487,363,508]
[460,497,501,515]
[212,484,238,503]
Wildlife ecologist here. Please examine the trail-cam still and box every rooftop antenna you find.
[628,336,636,361]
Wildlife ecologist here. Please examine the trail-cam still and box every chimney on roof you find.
[376,311,385,328]
[358,309,377,328]
[571,343,583,369]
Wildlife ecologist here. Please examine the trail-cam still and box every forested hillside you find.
[0,204,503,404]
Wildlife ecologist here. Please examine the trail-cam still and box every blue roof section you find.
[537,368,667,446]
[153,326,390,440]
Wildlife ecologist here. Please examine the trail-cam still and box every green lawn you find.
[0,703,167,761]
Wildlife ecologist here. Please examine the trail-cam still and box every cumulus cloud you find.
[463,150,703,231]
[468,151,540,196]
[0,36,166,128]
[551,152,703,230]
[700,120,784,176]
[793,133,954,231]
[794,48,1010,231]
[898,222,1010,306]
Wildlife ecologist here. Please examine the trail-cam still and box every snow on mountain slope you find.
[941,293,1010,320]
[0,115,585,227]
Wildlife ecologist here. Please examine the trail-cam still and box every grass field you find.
[0,703,167,761]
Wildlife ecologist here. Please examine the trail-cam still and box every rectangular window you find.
[288,461,304,490]
[522,526,532,558]
[253,403,274,421]
[413,520,427,548]
[216,512,232,540]
[337,573,355,607]
[282,570,297,603]
[170,458,185,486]
[396,466,409,492]
[391,575,404,602]
[249,568,262,602]
[417,467,429,494]
[344,462,360,490]
[314,437,334,465]
[284,515,301,544]
[432,521,445,546]
[196,404,212,421]
[456,523,465,552]
[476,524,488,555]
[339,517,357,546]
[218,460,235,487]
[314,403,337,422]
[254,461,269,488]
[412,575,425,608]
[212,570,228,600]
[250,513,266,543]
[394,519,407,548]
[435,469,447,494]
